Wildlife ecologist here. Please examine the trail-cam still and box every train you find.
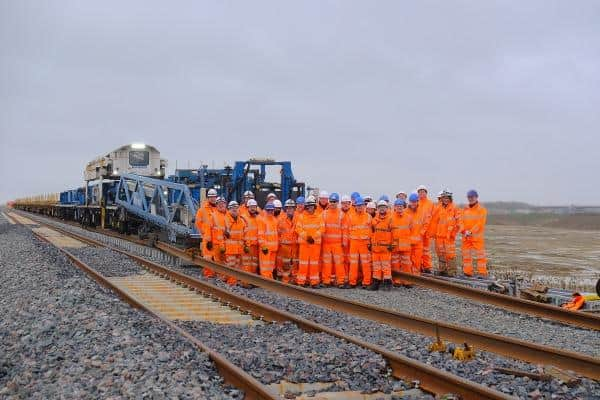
[12,144,307,245]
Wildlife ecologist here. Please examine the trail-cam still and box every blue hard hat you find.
[329,192,340,202]
[394,199,406,207]
[408,193,419,203]
[354,196,365,206]
[467,189,478,198]
[351,192,360,200]
[379,195,390,202]
[264,203,275,210]
[296,196,305,204]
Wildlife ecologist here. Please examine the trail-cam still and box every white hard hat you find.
[247,199,258,207]
[207,189,218,197]
[366,201,376,209]
[243,190,254,197]
[341,194,351,203]
[437,190,444,197]
[284,199,296,207]
[228,201,239,208]
[273,199,283,208]
[318,190,329,199]
[364,195,373,201]
[216,196,226,204]
[267,192,277,199]
[417,185,428,192]
[377,200,388,207]
[305,195,317,205]
[396,190,407,196]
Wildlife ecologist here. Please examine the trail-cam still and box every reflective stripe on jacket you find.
[371,213,393,252]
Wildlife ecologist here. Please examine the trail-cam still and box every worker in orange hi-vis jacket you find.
[241,199,260,274]
[321,193,349,288]
[257,202,279,279]
[347,196,373,288]
[276,199,297,284]
[203,196,228,279]
[435,190,461,276]
[460,189,488,277]
[292,196,305,224]
[406,192,428,275]
[240,190,261,219]
[294,196,325,287]
[316,190,329,217]
[195,188,218,277]
[416,185,434,273]
[369,200,394,291]
[339,194,353,284]
[427,191,443,262]
[390,198,414,287]
[223,201,246,285]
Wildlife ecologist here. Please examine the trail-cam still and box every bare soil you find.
[473,225,600,291]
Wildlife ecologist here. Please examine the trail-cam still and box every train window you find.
[129,151,149,166]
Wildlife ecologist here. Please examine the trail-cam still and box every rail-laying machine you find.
[13,144,306,244]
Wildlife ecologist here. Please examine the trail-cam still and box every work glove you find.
[206,241,213,251]
[367,243,372,251]
[306,236,315,244]
[387,244,394,252]
[224,231,231,239]
[219,247,226,254]
[243,245,250,254]
[262,247,269,255]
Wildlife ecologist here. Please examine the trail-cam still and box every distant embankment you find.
[488,213,600,230]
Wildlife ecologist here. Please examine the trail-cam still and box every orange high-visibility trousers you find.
[391,250,413,284]
[276,244,297,283]
[242,245,259,274]
[225,254,242,285]
[422,236,432,271]
[321,242,345,285]
[435,236,456,263]
[410,242,423,274]
[297,243,321,286]
[372,251,392,281]
[462,238,487,276]
[259,249,276,279]
[202,241,215,278]
[348,240,372,286]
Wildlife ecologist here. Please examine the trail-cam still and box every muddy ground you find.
[454,224,600,291]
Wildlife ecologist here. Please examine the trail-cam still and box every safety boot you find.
[382,279,392,291]
[366,279,380,291]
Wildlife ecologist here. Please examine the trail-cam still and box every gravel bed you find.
[179,321,429,398]
[175,266,600,399]
[69,246,144,277]
[37,214,600,356]
[317,286,600,358]
[0,218,239,399]
[20,213,600,398]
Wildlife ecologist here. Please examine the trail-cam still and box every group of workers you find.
[194,185,488,290]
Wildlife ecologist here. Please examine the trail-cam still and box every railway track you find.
[12,211,600,381]
[8,210,516,399]
[15,208,600,332]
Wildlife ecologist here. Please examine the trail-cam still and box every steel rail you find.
[156,241,600,380]
[18,213,514,400]
[390,271,600,331]
[14,216,277,400]
[16,207,600,331]
[15,211,600,379]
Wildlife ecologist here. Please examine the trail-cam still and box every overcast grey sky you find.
[1,1,599,205]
